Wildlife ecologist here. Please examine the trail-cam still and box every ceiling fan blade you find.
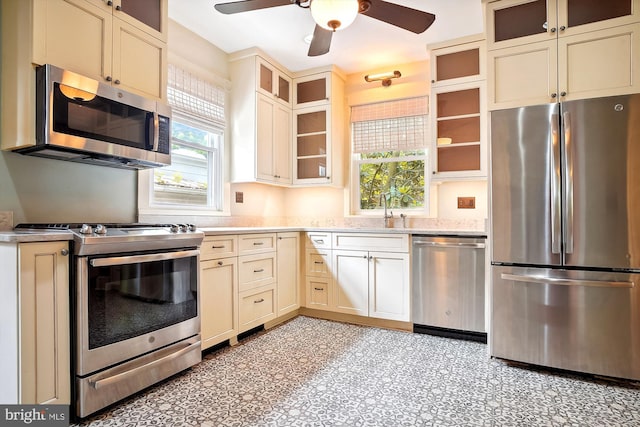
[214,0,293,14]
[307,25,333,57]
[361,0,436,34]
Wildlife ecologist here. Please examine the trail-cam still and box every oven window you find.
[53,82,151,150]
[87,254,198,349]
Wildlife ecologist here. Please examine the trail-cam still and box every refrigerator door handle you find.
[563,111,574,254]
[550,113,562,254]
[501,273,634,288]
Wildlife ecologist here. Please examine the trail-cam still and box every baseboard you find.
[413,324,487,343]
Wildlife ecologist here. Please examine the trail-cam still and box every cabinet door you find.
[294,73,330,108]
[487,39,558,109]
[430,41,484,87]
[273,102,292,185]
[238,253,277,292]
[559,23,640,102]
[112,18,167,100]
[239,285,276,332]
[306,249,332,277]
[558,0,638,38]
[368,252,410,322]
[19,242,70,405]
[256,92,276,181]
[294,106,332,184]
[486,0,556,50]
[256,57,291,106]
[200,257,238,350]
[276,233,300,316]
[32,0,112,83]
[116,0,167,41]
[332,250,369,316]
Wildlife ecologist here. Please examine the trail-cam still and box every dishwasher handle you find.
[413,241,486,249]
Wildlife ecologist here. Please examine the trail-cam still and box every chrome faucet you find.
[380,193,393,228]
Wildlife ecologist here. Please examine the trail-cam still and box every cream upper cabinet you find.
[230,52,293,186]
[428,35,487,180]
[485,0,640,108]
[292,69,345,187]
[32,0,167,101]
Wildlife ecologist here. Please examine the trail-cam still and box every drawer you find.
[238,252,276,292]
[333,233,409,252]
[239,285,276,332]
[238,233,276,255]
[305,232,332,249]
[201,235,238,260]
[305,277,331,309]
[305,249,332,277]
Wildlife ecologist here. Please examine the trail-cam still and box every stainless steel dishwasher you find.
[412,235,487,342]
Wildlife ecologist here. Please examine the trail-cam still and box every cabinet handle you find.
[253,268,265,273]
[314,261,324,264]
[254,298,265,304]
[369,255,373,260]
[115,5,122,10]
[363,255,368,259]
[559,25,566,31]
[560,91,567,97]
[326,176,330,180]
[314,287,324,291]
[107,0,112,5]
[550,27,557,33]
[253,242,264,246]
[61,249,69,256]
[105,76,113,82]
[211,245,226,249]
[217,261,223,266]
[551,93,557,98]
[114,79,120,85]
[314,239,324,244]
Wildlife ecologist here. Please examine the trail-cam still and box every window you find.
[351,97,428,214]
[140,64,227,214]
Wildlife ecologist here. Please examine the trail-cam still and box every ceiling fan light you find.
[311,0,359,32]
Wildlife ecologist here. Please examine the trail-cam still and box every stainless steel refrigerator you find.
[490,94,640,381]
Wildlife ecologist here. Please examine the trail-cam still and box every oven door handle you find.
[90,340,200,390]
[90,249,200,267]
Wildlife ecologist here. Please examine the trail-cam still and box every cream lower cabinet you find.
[200,235,238,350]
[238,234,277,332]
[276,232,300,316]
[0,241,71,405]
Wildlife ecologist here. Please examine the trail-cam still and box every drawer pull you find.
[314,261,324,264]
[217,261,223,266]
[254,298,265,304]
[314,239,324,244]
[211,245,226,249]
[253,242,264,246]
[314,287,324,291]
[253,268,265,273]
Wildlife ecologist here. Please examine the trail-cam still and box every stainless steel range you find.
[16,223,204,418]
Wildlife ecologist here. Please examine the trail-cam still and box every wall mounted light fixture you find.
[364,70,401,87]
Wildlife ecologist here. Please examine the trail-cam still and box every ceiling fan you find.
[214,0,436,57]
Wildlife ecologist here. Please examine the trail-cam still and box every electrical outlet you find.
[0,211,14,230]
[235,192,244,203]
[457,197,475,209]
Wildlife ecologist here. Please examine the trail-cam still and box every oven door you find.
[76,249,200,376]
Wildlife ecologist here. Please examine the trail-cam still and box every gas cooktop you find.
[15,223,204,255]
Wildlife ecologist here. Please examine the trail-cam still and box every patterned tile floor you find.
[74,316,640,426]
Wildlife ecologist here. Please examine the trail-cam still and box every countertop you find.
[0,226,486,243]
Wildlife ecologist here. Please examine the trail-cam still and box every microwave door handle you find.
[152,111,160,151]
[90,249,199,268]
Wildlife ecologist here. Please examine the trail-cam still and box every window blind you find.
[167,64,226,127]
[351,96,428,153]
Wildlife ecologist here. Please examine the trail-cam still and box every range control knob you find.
[170,224,180,233]
[179,224,188,232]
[79,224,93,234]
[94,224,108,235]
[188,224,197,232]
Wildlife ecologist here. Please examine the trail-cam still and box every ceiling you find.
[168,0,484,74]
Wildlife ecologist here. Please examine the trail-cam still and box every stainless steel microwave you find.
[18,64,171,170]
